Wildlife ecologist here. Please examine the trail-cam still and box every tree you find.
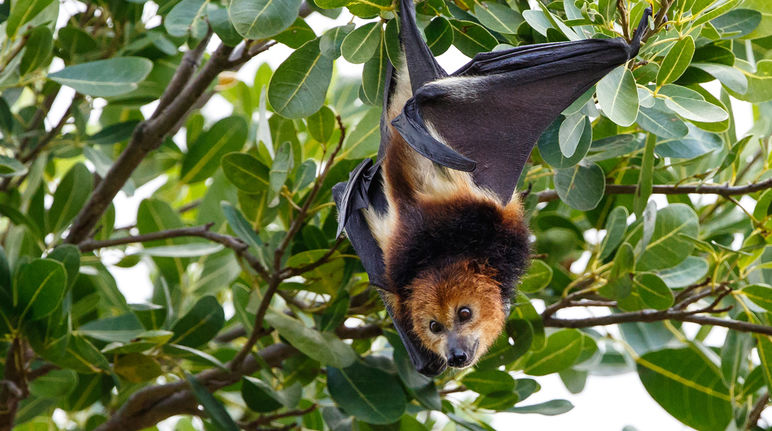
[0,0,770,429]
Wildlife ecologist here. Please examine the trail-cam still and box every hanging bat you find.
[333,0,651,376]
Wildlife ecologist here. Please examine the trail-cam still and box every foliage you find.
[0,0,771,430]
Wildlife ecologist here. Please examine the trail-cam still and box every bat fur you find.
[364,66,531,367]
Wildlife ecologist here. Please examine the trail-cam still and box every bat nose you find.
[447,349,468,367]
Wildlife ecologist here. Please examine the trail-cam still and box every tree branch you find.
[543,309,772,336]
[78,223,270,279]
[536,178,772,202]
[94,344,298,431]
[747,392,769,430]
[64,34,279,245]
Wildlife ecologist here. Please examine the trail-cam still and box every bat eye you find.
[458,307,472,322]
[429,321,444,334]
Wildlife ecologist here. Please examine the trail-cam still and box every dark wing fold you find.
[395,7,652,203]
[398,0,447,91]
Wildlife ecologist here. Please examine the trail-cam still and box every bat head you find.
[405,259,507,368]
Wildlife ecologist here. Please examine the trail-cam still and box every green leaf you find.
[756,335,772,389]
[48,163,92,234]
[327,361,407,424]
[341,22,381,64]
[474,2,523,34]
[383,330,441,410]
[519,260,552,293]
[449,19,497,57]
[620,321,674,355]
[221,152,270,194]
[241,377,283,412]
[741,284,772,311]
[320,24,355,59]
[538,115,592,167]
[633,273,673,310]
[28,369,77,399]
[425,17,454,56]
[181,116,247,183]
[221,202,268,267]
[554,161,605,211]
[558,114,587,158]
[137,199,188,284]
[637,204,699,271]
[165,0,208,38]
[228,0,302,39]
[6,0,53,38]
[49,57,153,97]
[114,353,163,383]
[599,206,629,260]
[692,63,748,93]
[658,84,729,123]
[596,66,639,127]
[269,142,293,193]
[169,296,225,347]
[656,256,709,288]
[729,59,772,103]
[268,38,333,119]
[637,348,732,431]
[711,8,761,38]
[462,370,515,394]
[0,155,27,178]
[476,391,519,410]
[187,373,239,431]
[340,107,381,159]
[524,329,584,376]
[360,33,387,106]
[637,105,689,139]
[86,120,140,145]
[720,330,752,388]
[79,314,144,343]
[635,134,655,217]
[208,5,242,46]
[507,399,574,416]
[16,258,66,321]
[657,36,695,86]
[274,17,316,49]
[265,311,356,367]
[139,243,224,257]
[307,106,336,142]
[655,123,722,159]
[20,26,52,75]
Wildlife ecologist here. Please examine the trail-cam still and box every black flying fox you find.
[334,0,651,376]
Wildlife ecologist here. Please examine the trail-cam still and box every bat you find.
[333,0,651,376]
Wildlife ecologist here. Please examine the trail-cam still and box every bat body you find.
[364,70,530,367]
[333,0,651,376]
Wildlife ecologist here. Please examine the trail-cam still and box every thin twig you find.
[536,178,772,203]
[543,309,772,336]
[78,223,270,278]
[747,392,769,430]
[239,404,317,429]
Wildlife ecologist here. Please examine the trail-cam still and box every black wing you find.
[334,0,651,376]
[393,1,651,202]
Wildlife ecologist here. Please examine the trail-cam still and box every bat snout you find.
[445,334,478,368]
[447,348,469,367]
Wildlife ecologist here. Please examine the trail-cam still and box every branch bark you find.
[543,309,772,336]
[78,223,270,279]
[536,178,772,202]
[93,344,298,431]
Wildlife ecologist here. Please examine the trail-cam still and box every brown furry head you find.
[405,259,507,367]
[378,183,530,368]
